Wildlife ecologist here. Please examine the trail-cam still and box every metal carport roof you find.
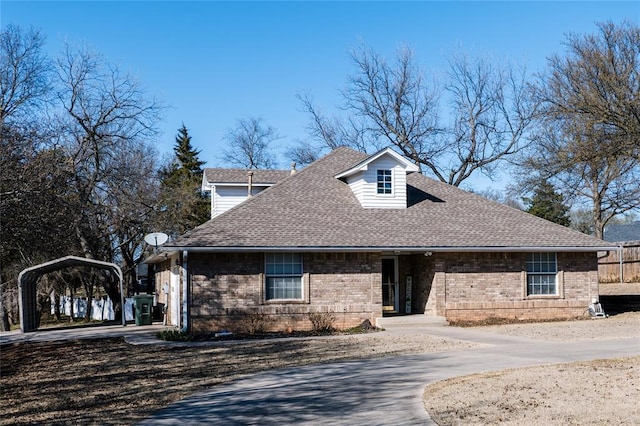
[18,255,125,332]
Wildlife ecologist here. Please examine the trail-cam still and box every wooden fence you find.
[598,241,640,283]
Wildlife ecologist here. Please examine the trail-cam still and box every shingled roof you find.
[203,168,291,184]
[168,147,615,252]
[604,221,640,243]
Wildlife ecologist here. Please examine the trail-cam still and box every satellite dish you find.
[144,232,169,247]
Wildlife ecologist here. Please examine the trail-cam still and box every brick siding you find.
[439,252,599,321]
[189,252,383,333]
[171,250,600,332]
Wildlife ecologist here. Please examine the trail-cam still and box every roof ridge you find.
[203,166,290,172]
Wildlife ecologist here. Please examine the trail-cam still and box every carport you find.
[18,255,125,332]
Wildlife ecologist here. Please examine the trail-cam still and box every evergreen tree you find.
[523,180,571,227]
[157,124,210,237]
[174,124,205,174]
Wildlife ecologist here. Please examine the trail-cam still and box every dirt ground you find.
[423,312,640,425]
[1,285,638,425]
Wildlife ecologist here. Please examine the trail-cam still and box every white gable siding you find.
[213,187,247,217]
[212,185,269,218]
[345,157,408,209]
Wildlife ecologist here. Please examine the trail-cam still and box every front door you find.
[382,257,399,313]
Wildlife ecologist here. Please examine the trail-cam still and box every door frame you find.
[382,256,399,313]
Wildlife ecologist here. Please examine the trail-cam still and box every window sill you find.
[525,294,561,299]
[264,299,307,305]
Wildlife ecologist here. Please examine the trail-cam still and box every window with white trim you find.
[377,169,392,194]
[265,253,303,300]
[526,252,557,295]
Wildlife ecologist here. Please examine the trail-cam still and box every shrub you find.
[239,312,271,335]
[157,328,193,341]
[307,311,336,332]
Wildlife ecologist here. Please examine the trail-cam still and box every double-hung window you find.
[377,169,392,194]
[265,253,303,300]
[526,252,557,295]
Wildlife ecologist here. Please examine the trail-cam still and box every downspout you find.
[181,250,190,332]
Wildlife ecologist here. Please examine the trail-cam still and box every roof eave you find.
[145,245,620,261]
[334,147,419,179]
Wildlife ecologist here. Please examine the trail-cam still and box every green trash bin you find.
[133,294,154,326]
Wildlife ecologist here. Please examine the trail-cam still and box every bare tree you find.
[287,93,376,166]
[55,42,162,318]
[522,21,640,238]
[0,24,51,122]
[221,116,282,169]
[442,53,539,186]
[294,45,538,186]
[0,23,67,330]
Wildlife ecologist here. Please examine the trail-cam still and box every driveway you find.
[138,323,639,425]
[0,323,164,344]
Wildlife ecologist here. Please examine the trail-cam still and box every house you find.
[604,221,640,243]
[148,147,618,333]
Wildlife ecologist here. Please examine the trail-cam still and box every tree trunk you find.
[592,185,604,239]
[103,285,122,323]
[0,281,9,331]
[53,290,61,321]
[83,278,94,323]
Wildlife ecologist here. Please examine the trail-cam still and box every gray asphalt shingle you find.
[173,147,611,250]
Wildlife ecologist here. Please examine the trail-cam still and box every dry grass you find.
[424,356,640,425]
[0,331,471,425]
[2,308,639,425]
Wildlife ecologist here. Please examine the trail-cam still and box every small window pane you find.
[265,253,303,300]
[377,169,392,194]
[526,253,557,296]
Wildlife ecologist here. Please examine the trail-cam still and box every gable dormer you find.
[335,148,420,209]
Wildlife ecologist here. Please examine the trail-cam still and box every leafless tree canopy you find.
[55,42,162,295]
[522,21,640,238]
[0,28,164,328]
[293,45,539,186]
[221,116,282,169]
[0,24,51,122]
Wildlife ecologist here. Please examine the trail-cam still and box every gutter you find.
[145,245,621,262]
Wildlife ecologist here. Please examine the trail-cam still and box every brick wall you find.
[440,252,599,321]
[170,249,600,331]
[189,252,383,333]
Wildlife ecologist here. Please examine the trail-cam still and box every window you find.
[265,253,303,300]
[377,169,392,194]
[526,252,557,295]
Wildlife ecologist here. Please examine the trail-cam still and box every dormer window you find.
[377,169,392,194]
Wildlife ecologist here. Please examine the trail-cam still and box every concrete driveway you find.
[138,323,640,425]
[0,323,164,344]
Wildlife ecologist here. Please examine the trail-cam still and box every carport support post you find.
[117,266,126,327]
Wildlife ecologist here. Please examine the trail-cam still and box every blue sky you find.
[2,1,639,190]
